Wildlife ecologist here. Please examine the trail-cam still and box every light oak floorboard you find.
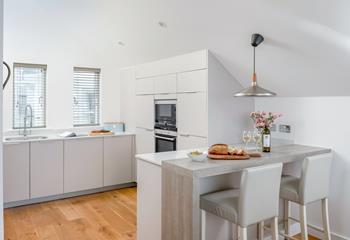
[5,187,137,240]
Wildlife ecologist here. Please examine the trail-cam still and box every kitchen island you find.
[136,144,331,240]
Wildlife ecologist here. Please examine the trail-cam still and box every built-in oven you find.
[154,129,177,153]
[155,99,176,128]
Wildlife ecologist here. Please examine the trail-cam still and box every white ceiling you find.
[4,0,350,96]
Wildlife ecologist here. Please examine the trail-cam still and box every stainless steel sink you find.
[5,136,48,141]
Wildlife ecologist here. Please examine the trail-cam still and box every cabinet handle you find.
[145,128,154,132]
[179,134,190,137]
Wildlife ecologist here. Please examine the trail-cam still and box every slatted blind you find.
[13,63,46,129]
[73,67,101,126]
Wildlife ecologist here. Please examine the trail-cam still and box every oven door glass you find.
[155,136,176,152]
[155,103,176,124]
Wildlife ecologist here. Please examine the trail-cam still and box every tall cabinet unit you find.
[120,50,254,154]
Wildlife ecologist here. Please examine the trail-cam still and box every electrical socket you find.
[270,124,277,132]
[279,124,291,133]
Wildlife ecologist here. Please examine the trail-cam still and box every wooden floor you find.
[4,187,137,240]
[4,186,320,240]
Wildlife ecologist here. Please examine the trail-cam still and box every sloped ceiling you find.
[4,0,350,96]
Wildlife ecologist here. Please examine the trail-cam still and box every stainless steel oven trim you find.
[155,99,177,105]
[154,135,176,141]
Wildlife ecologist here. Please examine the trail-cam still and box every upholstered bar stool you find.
[281,153,333,240]
[200,163,283,240]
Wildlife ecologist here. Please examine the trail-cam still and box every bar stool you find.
[200,163,283,240]
[281,153,333,240]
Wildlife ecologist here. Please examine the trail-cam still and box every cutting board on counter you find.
[208,152,261,160]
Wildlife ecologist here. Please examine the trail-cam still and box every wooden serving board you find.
[208,154,250,160]
[89,132,115,136]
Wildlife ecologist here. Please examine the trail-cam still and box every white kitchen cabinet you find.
[154,74,176,94]
[104,136,133,186]
[177,92,208,137]
[135,95,154,129]
[136,127,155,154]
[64,138,103,193]
[30,140,64,198]
[137,159,162,240]
[135,78,154,95]
[4,143,30,203]
[177,69,207,93]
[177,135,207,150]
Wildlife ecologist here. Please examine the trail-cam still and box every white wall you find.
[0,0,4,237]
[255,97,350,239]
[2,0,120,131]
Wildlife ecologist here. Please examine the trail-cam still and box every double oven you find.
[154,99,177,152]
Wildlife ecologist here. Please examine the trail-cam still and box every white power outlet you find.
[279,124,291,133]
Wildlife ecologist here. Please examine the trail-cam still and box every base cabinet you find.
[4,143,30,203]
[104,136,133,186]
[137,159,161,240]
[30,140,64,198]
[64,138,103,193]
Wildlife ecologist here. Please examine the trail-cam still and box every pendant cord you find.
[253,47,256,75]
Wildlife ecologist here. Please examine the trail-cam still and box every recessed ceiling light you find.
[117,41,125,46]
[158,21,167,28]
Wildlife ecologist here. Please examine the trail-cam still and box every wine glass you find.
[242,130,252,150]
[252,129,262,152]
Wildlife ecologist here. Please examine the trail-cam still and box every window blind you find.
[73,67,101,127]
[13,63,46,129]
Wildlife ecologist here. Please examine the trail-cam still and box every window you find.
[13,63,46,129]
[73,67,101,126]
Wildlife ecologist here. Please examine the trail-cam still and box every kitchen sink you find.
[5,135,48,141]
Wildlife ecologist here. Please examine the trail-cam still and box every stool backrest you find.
[238,163,283,227]
[300,153,333,204]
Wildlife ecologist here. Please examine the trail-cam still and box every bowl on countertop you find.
[187,151,207,162]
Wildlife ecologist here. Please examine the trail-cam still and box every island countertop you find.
[162,144,331,178]
[161,144,332,240]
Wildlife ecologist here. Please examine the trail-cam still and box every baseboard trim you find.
[4,182,137,208]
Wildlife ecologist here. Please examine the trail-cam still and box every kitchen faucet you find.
[22,104,33,137]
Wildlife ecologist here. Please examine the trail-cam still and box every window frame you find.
[72,67,101,127]
[12,62,47,129]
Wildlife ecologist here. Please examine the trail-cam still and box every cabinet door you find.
[137,160,161,240]
[154,74,176,94]
[104,136,133,186]
[177,92,207,137]
[30,140,64,198]
[135,95,154,129]
[135,78,154,95]
[64,138,103,193]
[177,69,207,93]
[177,135,207,150]
[136,127,155,154]
[4,143,30,203]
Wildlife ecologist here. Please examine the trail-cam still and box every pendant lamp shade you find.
[234,33,276,97]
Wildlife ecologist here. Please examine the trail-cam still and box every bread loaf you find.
[208,144,229,155]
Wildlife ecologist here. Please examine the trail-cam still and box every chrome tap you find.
[23,105,33,137]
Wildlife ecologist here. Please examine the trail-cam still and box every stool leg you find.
[240,226,247,240]
[300,205,308,240]
[236,224,240,240]
[258,221,264,240]
[322,198,331,240]
[271,217,279,240]
[284,200,290,238]
[201,210,206,240]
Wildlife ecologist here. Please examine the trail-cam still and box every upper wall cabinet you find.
[135,95,154,129]
[135,78,154,95]
[135,50,208,78]
[177,69,207,93]
[154,74,176,94]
